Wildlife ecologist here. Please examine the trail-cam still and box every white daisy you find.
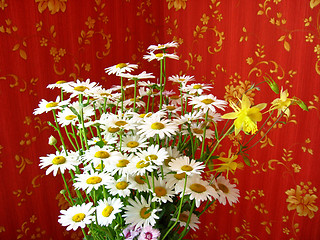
[39,150,79,176]
[57,107,79,127]
[212,175,240,206]
[99,112,137,133]
[136,145,168,166]
[47,80,68,89]
[143,52,179,62]
[105,176,133,198]
[58,202,95,231]
[73,170,112,193]
[182,122,215,141]
[171,211,200,231]
[173,111,204,125]
[137,115,178,139]
[151,177,175,203]
[96,198,123,227]
[128,174,150,192]
[62,78,99,98]
[168,75,194,85]
[119,71,155,80]
[81,145,122,168]
[168,156,205,176]
[168,94,183,106]
[33,96,70,115]
[166,172,188,191]
[147,41,178,52]
[123,196,160,229]
[121,135,149,153]
[109,153,136,175]
[162,103,181,115]
[185,175,219,208]
[105,63,138,76]
[189,94,228,112]
[126,156,158,176]
[181,83,213,95]
[87,135,118,148]
[162,146,183,174]
[123,97,146,109]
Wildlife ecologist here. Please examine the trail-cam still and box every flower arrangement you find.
[33,42,307,240]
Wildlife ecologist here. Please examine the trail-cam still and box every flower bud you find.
[264,75,279,94]
[48,135,57,146]
[60,189,66,195]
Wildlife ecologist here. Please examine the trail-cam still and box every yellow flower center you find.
[115,120,127,126]
[218,183,229,193]
[94,151,110,159]
[74,86,88,92]
[136,160,150,168]
[116,63,127,68]
[126,141,139,148]
[46,102,58,108]
[95,164,105,170]
[181,165,193,172]
[193,84,202,89]
[193,128,204,134]
[157,45,165,49]
[145,154,158,161]
[52,156,66,165]
[116,159,130,168]
[174,172,186,180]
[190,183,206,193]
[65,115,77,120]
[140,207,151,219]
[170,95,180,100]
[101,93,111,97]
[102,206,114,217]
[155,53,163,58]
[86,176,102,184]
[134,175,146,184]
[179,213,189,223]
[155,186,167,197]
[72,213,85,222]
[108,127,120,133]
[201,99,214,104]
[151,122,165,130]
[116,181,128,190]
[166,106,176,111]
[56,80,66,84]
[164,157,175,167]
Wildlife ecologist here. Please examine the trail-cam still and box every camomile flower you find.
[105,63,138,76]
[168,156,205,176]
[137,115,178,139]
[121,135,149,153]
[189,94,228,113]
[173,111,204,125]
[119,71,155,80]
[168,94,183,106]
[81,145,122,167]
[162,103,181,115]
[151,177,175,203]
[57,107,79,127]
[39,150,79,176]
[136,145,169,166]
[138,80,159,88]
[109,153,136,176]
[211,175,240,206]
[184,175,219,208]
[166,172,188,192]
[47,80,68,89]
[162,146,183,174]
[33,96,70,115]
[147,41,178,52]
[126,156,159,176]
[58,202,95,231]
[128,174,150,192]
[171,211,200,231]
[181,83,213,95]
[143,52,179,62]
[87,134,118,147]
[62,79,99,98]
[168,75,195,85]
[123,97,146,109]
[96,198,123,227]
[104,176,133,198]
[123,196,160,229]
[182,122,215,141]
[99,112,137,132]
[73,170,112,194]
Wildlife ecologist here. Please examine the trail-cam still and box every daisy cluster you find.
[34,41,301,240]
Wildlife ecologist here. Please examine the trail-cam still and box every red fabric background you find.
[0,0,319,239]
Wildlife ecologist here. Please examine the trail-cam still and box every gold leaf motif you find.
[12,43,20,51]
[310,0,320,9]
[19,49,27,60]
[283,40,290,52]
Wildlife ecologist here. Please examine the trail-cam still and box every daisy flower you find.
[181,83,213,95]
[62,79,99,98]
[137,115,178,140]
[182,122,215,141]
[138,226,161,240]
[126,156,159,176]
[151,177,175,203]
[47,80,68,89]
[123,97,146,109]
[168,75,195,85]
[163,146,183,174]
[162,103,181,115]
[123,196,160,229]
[121,135,149,153]
[96,197,123,227]
[168,156,205,176]
[171,210,200,231]
[33,96,70,115]
[87,134,118,147]
[143,52,179,62]
[99,112,137,132]
[173,111,204,125]
[108,153,136,176]
[73,170,112,193]
[185,175,219,208]
[81,145,122,167]
[211,175,240,206]
[168,94,183,106]
[105,63,138,76]
[119,71,155,80]
[189,94,228,113]
[136,145,169,166]
[57,107,79,127]
[128,174,150,192]
[105,176,133,198]
[58,202,95,231]
[147,41,178,52]
[39,150,79,176]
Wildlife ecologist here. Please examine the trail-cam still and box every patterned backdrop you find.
[0,0,319,239]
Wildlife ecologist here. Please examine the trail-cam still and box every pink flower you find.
[123,225,141,240]
[138,226,161,240]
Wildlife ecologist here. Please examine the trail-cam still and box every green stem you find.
[178,200,195,240]
[52,110,67,153]
[61,173,74,205]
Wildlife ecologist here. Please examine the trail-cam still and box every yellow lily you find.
[222,94,267,135]
[215,148,241,178]
[269,88,292,117]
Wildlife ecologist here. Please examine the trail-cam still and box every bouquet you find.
[33,41,307,240]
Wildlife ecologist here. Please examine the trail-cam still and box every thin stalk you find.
[178,200,195,240]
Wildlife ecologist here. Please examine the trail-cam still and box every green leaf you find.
[68,106,81,119]
[296,99,308,111]
[95,140,105,148]
[241,153,251,166]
